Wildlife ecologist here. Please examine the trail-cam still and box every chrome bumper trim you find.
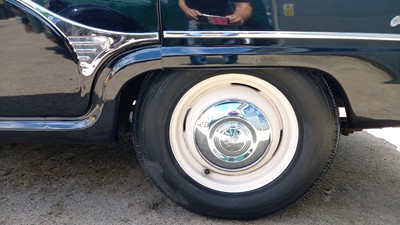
[164,31,400,42]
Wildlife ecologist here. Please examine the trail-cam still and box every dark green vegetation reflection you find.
[35,0,158,32]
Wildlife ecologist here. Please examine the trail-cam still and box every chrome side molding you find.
[0,117,95,131]
[164,31,400,42]
[12,0,159,76]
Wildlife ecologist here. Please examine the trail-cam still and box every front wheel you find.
[133,69,339,219]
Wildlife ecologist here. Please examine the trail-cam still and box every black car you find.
[1,0,399,219]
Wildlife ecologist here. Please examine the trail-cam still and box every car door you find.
[160,0,400,124]
[0,0,158,117]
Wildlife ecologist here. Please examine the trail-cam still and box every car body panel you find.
[0,4,86,117]
[1,0,159,118]
[0,45,162,141]
[0,0,399,142]
[161,0,400,127]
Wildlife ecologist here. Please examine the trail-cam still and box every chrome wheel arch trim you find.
[10,0,159,76]
[164,31,400,42]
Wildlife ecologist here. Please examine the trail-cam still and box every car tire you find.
[133,69,339,219]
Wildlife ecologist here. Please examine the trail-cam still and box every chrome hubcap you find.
[195,101,271,171]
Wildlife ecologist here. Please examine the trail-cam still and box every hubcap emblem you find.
[194,101,272,171]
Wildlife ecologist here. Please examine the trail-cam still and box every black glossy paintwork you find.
[162,0,400,33]
[161,45,400,128]
[161,0,400,127]
[1,0,400,143]
[56,4,144,32]
[274,0,399,34]
[0,3,89,116]
[0,46,162,142]
[45,0,157,32]
[1,0,159,118]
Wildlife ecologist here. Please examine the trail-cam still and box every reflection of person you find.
[179,0,252,64]
[179,0,252,26]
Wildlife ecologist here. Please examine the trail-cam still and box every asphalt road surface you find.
[1,130,399,225]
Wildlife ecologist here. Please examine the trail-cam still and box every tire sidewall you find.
[135,69,338,218]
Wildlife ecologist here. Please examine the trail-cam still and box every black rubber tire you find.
[133,69,339,219]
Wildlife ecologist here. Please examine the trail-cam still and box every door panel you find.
[160,0,400,125]
[272,0,400,33]
[161,0,400,45]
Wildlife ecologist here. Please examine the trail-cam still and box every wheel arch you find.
[116,71,154,132]
[162,48,400,129]
[114,67,353,133]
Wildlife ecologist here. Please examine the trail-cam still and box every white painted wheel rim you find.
[169,74,299,193]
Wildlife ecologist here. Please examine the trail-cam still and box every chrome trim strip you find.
[0,117,95,131]
[103,47,162,87]
[13,0,159,76]
[164,31,400,42]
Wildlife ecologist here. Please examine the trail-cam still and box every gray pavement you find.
[0,131,399,225]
